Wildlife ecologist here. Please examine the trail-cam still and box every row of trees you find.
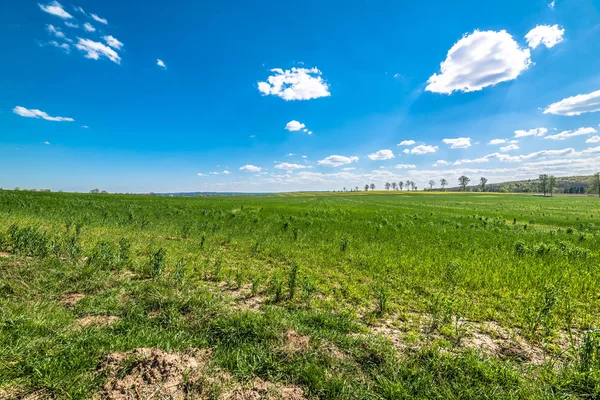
[372,176,487,192]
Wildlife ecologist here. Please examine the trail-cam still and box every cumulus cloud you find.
[76,38,121,64]
[397,140,415,146]
[514,127,547,137]
[368,149,395,160]
[157,59,167,70]
[453,148,580,165]
[500,144,519,152]
[274,163,308,170]
[46,24,66,38]
[13,106,74,122]
[222,170,230,174]
[318,155,359,167]
[258,67,330,101]
[103,35,123,50]
[64,21,78,28]
[285,120,305,132]
[489,139,506,145]
[544,127,597,140]
[443,137,472,149]
[395,164,416,169]
[83,22,95,32]
[91,13,108,25]
[39,1,73,19]
[586,136,600,143]
[240,165,261,172]
[525,25,565,49]
[426,30,531,94]
[543,90,600,116]
[406,145,438,154]
[433,160,451,167]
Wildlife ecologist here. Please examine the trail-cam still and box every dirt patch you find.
[0,386,48,400]
[61,292,85,306]
[0,252,11,258]
[282,330,311,354]
[99,348,214,400]
[222,284,266,312]
[98,348,306,400]
[222,377,306,400]
[77,315,120,328]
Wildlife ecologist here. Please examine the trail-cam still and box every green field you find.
[0,190,599,399]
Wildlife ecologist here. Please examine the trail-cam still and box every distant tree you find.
[101,190,108,194]
[410,181,416,191]
[399,181,404,191]
[539,174,549,196]
[405,180,411,191]
[479,177,488,192]
[428,180,435,190]
[90,188,100,194]
[593,172,600,197]
[355,186,359,192]
[370,183,376,191]
[459,176,470,192]
[548,176,556,197]
[440,178,448,192]
[14,186,20,191]
[364,184,369,192]
[391,182,397,191]
[385,182,391,191]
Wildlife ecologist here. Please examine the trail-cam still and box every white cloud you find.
[543,90,600,116]
[342,167,355,171]
[549,0,555,8]
[544,127,597,140]
[64,21,78,28]
[274,163,308,170]
[407,144,438,154]
[489,139,506,145]
[13,106,74,122]
[514,127,547,137]
[285,120,305,132]
[318,155,359,167]
[103,35,123,50]
[287,153,295,157]
[258,67,330,101]
[82,125,89,128]
[83,22,95,32]
[525,25,565,49]
[302,155,307,158]
[76,38,121,64]
[209,172,219,175]
[39,1,73,19]
[426,30,531,94]
[240,165,261,172]
[157,59,167,70]
[46,24,66,38]
[453,148,578,165]
[368,149,395,160]
[433,160,451,167]
[222,170,230,174]
[443,137,472,149]
[395,164,416,169]
[197,173,207,177]
[91,13,108,25]
[586,136,600,143]
[500,144,519,152]
[48,40,70,53]
[397,140,415,146]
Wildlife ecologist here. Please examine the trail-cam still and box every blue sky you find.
[1,0,600,192]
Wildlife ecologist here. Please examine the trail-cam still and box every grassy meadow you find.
[0,190,599,399]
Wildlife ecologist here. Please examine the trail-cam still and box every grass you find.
[0,189,599,398]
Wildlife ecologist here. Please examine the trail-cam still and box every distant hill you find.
[447,174,598,194]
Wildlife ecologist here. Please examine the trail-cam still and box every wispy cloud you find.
[274,163,308,170]
[397,140,415,146]
[544,127,597,140]
[46,24,66,38]
[403,144,438,154]
[395,164,416,169]
[76,38,121,64]
[47,40,70,53]
[103,35,123,50]
[13,106,74,122]
[443,137,472,149]
[514,127,547,137]
[157,59,167,70]
[91,13,108,25]
[83,22,96,32]
[544,90,600,116]
[39,1,73,19]
[240,165,261,172]
[489,139,506,145]
[318,155,359,167]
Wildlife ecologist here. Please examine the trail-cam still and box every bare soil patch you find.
[61,292,85,306]
[0,252,11,258]
[77,316,120,328]
[97,348,306,400]
[221,284,266,312]
[282,330,311,354]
